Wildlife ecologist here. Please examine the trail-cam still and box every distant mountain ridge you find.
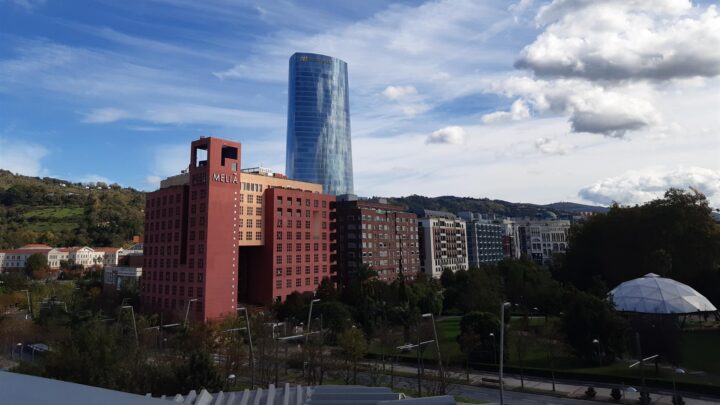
[381,195,608,218]
[0,170,609,248]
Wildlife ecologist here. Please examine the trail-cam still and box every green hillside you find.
[0,170,145,249]
[383,194,607,218]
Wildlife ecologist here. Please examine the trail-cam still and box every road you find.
[367,361,720,405]
[449,384,605,405]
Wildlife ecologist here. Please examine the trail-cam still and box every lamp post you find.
[14,342,22,361]
[423,312,446,393]
[237,307,255,389]
[499,302,511,405]
[120,305,138,347]
[397,340,435,397]
[184,298,199,326]
[672,368,685,404]
[20,289,32,319]
[489,332,497,364]
[306,299,320,342]
[592,338,600,365]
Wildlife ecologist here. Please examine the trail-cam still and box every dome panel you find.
[609,274,717,314]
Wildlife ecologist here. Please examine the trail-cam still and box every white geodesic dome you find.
[609,273,717,314]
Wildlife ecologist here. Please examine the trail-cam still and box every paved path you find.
[371,361,720,405]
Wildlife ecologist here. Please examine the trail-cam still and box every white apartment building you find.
[416,209,468,278]
[0,245,125,272]
[516,219,571,265]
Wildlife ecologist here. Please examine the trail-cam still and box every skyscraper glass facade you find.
[286,52,354,195]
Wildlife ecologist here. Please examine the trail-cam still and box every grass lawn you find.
[22,206,84,233]
[370,315,720,387]
[23,206,84,220]
[682,330,720,374]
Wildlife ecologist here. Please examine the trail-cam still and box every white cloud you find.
[534,137,572,155]
[534,0,691,27]
[10,0,46,11]
[481,99,531,123]
[212,64,248,80]
[486,76,661,137]
[82,104,283,129]
[382,85,417,100]
[579,166,720,206]
[519,2,720,81]
[0,137,48,177]
[82,108,129,123]
[426,126,467,145]
[145,175,162,188]
[478,1,720,138]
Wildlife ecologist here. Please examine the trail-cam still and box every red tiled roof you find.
[19,244,53,249]
[0,248,52,254]
[92,247,121,253]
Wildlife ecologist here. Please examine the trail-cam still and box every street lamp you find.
[592,338,601,365]
[672,368,686,404]
[14,342,22,361]
[422,312,446,393]
[237,307,255,389]
[489,332,497,364]
[120,305,138,347]
[20,289,32,319]
[397,340,435,397]
[306,299,320,343]
[499,302,511,405]
[184,298,199,326]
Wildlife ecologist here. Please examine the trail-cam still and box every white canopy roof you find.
[610,273,717,314]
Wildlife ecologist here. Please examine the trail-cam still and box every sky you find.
[0,0,718,207]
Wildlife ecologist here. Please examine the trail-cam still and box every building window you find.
[247,195,254,204]
[296,279,301,287]
[198,273,203,282]
[305,278,310,286]
[276,280,282,289]
[276,244,282,252]
[286,279,292,288]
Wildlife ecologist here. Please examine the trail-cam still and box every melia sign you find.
[212,172,239,184]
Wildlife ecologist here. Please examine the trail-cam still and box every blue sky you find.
[1,0,719,206]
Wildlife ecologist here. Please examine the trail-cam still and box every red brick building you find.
[333,196,420,284]
[141,137,335,321]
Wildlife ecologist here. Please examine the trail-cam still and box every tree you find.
[24,253,50,280]
[450,267,503,314]
[338,326,368,384]
[314,301,352,343]
[561,289,629,364]
[457,312,500,363]
[559,189,720,305]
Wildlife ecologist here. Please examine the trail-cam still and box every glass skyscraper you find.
[286,52,354,195]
